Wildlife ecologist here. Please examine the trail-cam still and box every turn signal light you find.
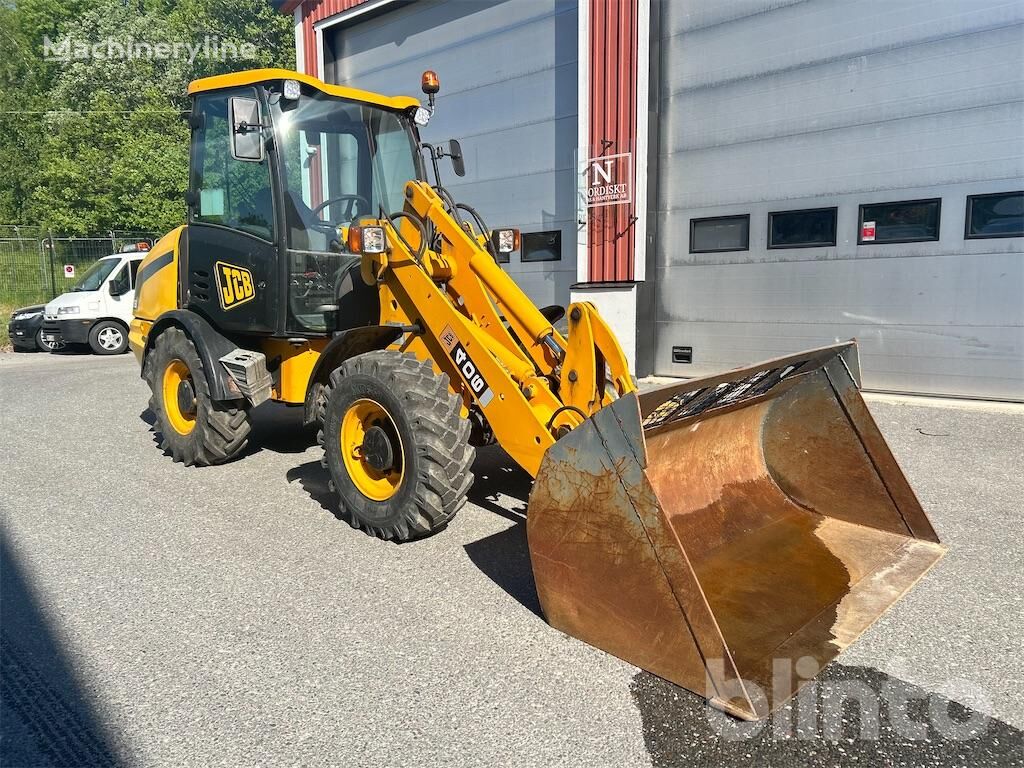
[421,70,440,95]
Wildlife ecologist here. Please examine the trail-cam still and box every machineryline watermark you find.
[43,35,257,63]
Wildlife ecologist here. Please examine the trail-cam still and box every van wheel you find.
[146,326,251,466]
[320,351,474,541]
[89,320,128,355]
[35,328,64,353]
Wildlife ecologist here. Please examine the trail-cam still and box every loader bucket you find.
[527,342,944,720]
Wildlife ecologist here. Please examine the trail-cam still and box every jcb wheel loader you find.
[130,68,945,720]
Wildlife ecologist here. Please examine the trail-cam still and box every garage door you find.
[324,0,579,308]
[651,0,1024,400]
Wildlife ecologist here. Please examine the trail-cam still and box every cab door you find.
[184,87,279,335]
[104,258,135,324]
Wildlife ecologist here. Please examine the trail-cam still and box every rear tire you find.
[146,326,251,466]
[89,320,128,355]
[320,350,474,541]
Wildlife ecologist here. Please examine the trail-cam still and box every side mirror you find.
[448,139,465,177]
[230,96,265,162]
[108,280,126,297]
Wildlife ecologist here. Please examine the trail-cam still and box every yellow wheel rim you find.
[340,398,404,501]
[162,358,197,436]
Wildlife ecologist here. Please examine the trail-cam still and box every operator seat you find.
[252,188,330,252]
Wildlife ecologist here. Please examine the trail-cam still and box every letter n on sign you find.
[585,152,632,208]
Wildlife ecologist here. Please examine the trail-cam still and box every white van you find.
[41,245,150,355]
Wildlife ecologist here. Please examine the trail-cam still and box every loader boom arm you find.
[363,181,635,476]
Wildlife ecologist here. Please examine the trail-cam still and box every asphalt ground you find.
[1,350,1022,767]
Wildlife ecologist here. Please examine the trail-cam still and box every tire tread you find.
[146,327,251,466]
[321,351,474,541]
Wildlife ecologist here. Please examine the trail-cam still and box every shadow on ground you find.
[140,400,317,459]
[462,446,542,617]
[631,662,1024,767]
[285,442,543,614]
[247,402,317,455]
[49,344,92,356]
[465,445,531,523]
[286,458,338,520]
[0,530,121,767]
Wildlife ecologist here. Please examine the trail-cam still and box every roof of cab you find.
[187,68,420,111]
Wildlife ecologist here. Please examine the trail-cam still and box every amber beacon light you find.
[421,70,440,95]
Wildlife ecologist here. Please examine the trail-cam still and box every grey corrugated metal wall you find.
[651,0,1024,400]
[325,0,579,307]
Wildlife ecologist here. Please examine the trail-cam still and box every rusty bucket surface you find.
[527,342,945,720]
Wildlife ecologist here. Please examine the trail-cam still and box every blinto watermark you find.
[42,35,257,64]
[703,656,994,742]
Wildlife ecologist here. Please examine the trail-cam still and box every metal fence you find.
[0,227,159,309]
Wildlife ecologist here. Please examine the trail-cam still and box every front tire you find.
[89,320,128,355]
[36,328,64,353]
[146,326,252,466]
[321,351,475,541]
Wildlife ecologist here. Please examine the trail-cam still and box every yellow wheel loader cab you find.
[133,68,944,719]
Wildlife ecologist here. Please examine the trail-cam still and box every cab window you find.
[191,88,276,242]
[108,262,131,295]
[272,87,418,333]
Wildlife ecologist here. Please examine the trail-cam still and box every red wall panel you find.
[287,0,373,77]
[588,0,639,282]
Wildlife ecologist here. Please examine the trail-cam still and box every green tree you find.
[1,0,294,232]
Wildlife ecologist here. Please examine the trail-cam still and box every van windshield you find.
[72,258,119,292]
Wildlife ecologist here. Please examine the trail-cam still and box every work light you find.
[413,107,431,127]
[283,79,301,101]
[491,228,520,254]
[348,226,387,254]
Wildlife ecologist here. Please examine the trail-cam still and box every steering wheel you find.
[311,194,371,230]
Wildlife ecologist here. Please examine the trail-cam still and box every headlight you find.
[58,306,80,315]
[14,311,41,321]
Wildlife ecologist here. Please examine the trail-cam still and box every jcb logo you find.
[215,261,255,310]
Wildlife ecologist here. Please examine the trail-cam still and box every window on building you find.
[521,230,561,262]
[966,191,1024,239]
[858,199,941,244]
[689,215,749,253]
[768,207,837,248]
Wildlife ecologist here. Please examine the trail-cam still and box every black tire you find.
[145,326,251,466]
[88,320,128,355]
[35,328,63,353]
[320,350,474,541]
